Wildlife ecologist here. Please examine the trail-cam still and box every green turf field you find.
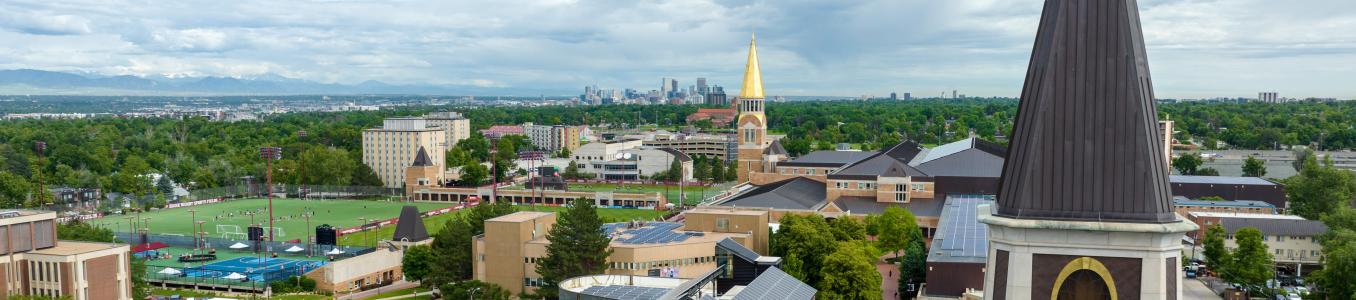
[89,198,453,240]
[336,204,669,247]
[507,183,723,205]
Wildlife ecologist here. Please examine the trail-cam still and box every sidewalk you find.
[336,280,420,300]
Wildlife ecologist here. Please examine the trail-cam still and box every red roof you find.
[131,242,168,253]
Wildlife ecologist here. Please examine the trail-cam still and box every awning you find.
[131,242,168,253]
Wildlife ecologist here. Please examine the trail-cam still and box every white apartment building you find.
[424,112,471,148]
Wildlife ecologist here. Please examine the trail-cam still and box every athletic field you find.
[89,198,452,240]
[507,183,724,205]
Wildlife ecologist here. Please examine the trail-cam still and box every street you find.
[1184,277,1223,300]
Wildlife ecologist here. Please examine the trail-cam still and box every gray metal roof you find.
[995,0,1177,223]
[719,177,827,211]
[603,222,693,245]
[829,152,928,179]
[763,140,788,156]
[411,146,435,167]
[730,267,817,300]
[1170,175,1277,186]
[1173,197,1275,209]
[717,238,763,263]
[1220,217,1327,237]
[832,196,947,217]
[927,195,994,264]
[779,150,878,167]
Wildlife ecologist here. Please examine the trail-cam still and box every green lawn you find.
[89,198,453,240]
[508,183,722,205]
[369,287,431,299]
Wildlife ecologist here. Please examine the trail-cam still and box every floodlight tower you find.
[296,130,307,199]
[259,146,282,241]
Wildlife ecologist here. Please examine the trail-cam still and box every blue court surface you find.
[182,257,326,282]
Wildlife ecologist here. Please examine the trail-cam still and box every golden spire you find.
[739,33,764,99]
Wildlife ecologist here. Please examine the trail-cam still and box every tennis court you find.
[178,257,326,282]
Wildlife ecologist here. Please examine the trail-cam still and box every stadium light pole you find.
[297,130,307,200]
[260,146,282,242]
[358,217,370,248]
[188,209,197,250]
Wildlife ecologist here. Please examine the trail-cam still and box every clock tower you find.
[735,34,768,183]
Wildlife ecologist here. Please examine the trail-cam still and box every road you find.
[1183,278,1222,300]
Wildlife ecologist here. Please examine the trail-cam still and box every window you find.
[1276,249,1284,255]
[911,183,926,191]
[716,218,729,231]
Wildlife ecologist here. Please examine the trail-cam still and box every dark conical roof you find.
[391,206,429,242]
[995,0,1175,223]
[411,146,435,167]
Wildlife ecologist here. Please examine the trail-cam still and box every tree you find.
[1173,153,1203,175]
[131,258,150,299]
[724,161,738,183]
[817,241,883,300]
[868,206,919,254]
[1222,227,1272,295]
[692,159,710,182]
[1285,155,1356,220]
[1292,147,1315,173]
[1202,224,1230,274]
[0,172,31,208]
[57,220,115,242]
[350,162,383,187]
[439,280,511,300]
[422,200,516,287]
[300,147,355,186]
[534,198,613,299]
[155,175,174,196]
[1195,167,1220,176]
[828,217,866,241]
[401,244,435,282]
[709,160,725,182]
[1242,155,1267,177]
[555,147,571,159]
[1312,208,1356,299]
[771,214,837,285]
[459,161,489,186]
[899,231,927,298]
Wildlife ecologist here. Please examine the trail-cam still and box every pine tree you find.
[724,161,738,183]
[709,160,724,182]
[534,198,613,299]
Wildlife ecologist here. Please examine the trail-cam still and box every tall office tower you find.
[952,90,958,99]
[735,34,769,183]
[980,0,1196,298]
[661,78,672,99]
[890,92,898,100]
[697,77,708,94]
[903,92,912,101]
[707,87,728,106]
[362,118,447,188]
[1259,92,1279,103]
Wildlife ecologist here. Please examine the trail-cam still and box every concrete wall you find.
[682,209,770,255]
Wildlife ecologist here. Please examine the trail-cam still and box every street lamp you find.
[260,146,282,242]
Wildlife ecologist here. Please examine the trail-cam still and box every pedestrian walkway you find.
[337,280,419,300]
[878,252,901,300]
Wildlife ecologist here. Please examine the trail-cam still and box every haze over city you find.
[1,0,1355,98]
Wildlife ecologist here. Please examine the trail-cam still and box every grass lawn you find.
[89,198,453,239]
[336,204,669,247]
[508,183,723,205]
[369,287,431,299]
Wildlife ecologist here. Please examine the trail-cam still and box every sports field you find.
[507,183,724,205]
[89,198,452,240]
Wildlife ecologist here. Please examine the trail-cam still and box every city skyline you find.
[1,0,1354,99]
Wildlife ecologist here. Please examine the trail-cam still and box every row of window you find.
[609,256,718,271]
[1272,249,1322,259]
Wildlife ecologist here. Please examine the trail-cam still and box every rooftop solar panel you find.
[933,194,993,261]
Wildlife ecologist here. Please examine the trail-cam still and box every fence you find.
[187,184,400,202]
[116,232,372,259]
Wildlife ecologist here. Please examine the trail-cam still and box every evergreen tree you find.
[693,159,710,182]
[1242,155,1267,177]
[817,241,883,300]
[534,198,613,299]
[724,161,738,183]
[350,162,384,187]
[155,175,174,196]
[899,233,927,298]
[440,280,512,300]
[709,161,724,183]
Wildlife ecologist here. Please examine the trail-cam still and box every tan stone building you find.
[0,210,132,300]
[472,210,764,296]
[424,111,472,148]
[362,118,447,188]
[524,123,582,153]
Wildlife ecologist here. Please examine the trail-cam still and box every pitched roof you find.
[717,238,765,264]
[718,177,827,211]
[730,267,817,300]
[829,151,928,180]
[1170,175,1277,186]
[909,138,1007,178]
[411,146,435,167]
[763,140,788,156]
[391,206,430,242]
[1220,217,1327,237]
[995,0,1177,223]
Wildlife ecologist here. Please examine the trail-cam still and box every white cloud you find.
[0,0,1351,98]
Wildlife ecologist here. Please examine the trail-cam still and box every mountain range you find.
[0,69,568,96]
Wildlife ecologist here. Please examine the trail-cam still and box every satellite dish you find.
[624,153,633,160]
[615,153,625,160]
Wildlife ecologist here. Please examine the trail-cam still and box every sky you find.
[1,0,1354,99]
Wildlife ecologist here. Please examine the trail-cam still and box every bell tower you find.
[735,34,768,183]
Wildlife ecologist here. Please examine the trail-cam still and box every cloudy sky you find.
[1,0,1354,98]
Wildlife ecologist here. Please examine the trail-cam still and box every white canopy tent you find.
[222,272,247,280]
[284,245,304,253]
[157,268,182,275]
[228,242,249,249]
[325,248,344,255]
